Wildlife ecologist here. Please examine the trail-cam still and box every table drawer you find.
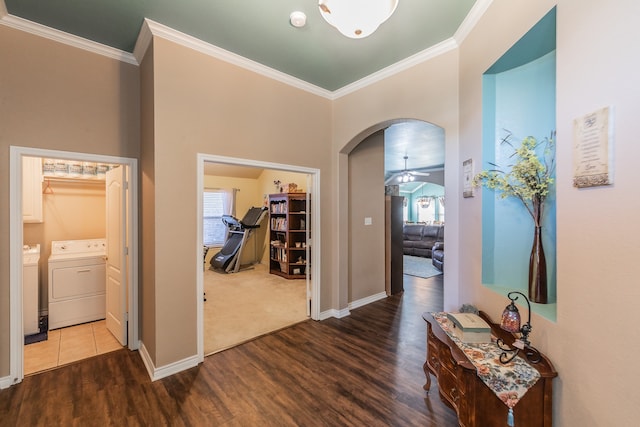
[439,343,461,374]
[439,366,462,409]
[427,342,441,373]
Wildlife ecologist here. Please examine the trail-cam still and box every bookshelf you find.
[268,193,310,279]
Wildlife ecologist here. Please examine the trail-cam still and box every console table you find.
[423,311,557,427]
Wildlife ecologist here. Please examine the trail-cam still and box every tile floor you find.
[23,320,122,375]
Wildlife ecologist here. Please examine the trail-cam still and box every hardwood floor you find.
[0,274,458,426]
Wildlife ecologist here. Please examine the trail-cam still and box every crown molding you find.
[331,38,458,99]
[454,0,493,45]
[132,19,153,63]
[2,0,490,99]
[330,0,491,99]
[0,12,137,65]
[137,19,334,99]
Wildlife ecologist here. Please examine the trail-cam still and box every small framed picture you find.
[463,159,474,198]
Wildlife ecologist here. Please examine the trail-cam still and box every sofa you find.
[402,224,444,258]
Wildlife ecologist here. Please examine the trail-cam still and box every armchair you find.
[432,241,444,271]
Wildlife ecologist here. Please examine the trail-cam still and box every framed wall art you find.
[463,158,475,198]
[573,106,614,188]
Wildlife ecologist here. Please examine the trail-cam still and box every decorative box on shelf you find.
[446,312,492,343]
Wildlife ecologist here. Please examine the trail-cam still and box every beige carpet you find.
[203,263,308,355]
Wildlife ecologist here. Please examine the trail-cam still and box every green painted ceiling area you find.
[4,0,477,91]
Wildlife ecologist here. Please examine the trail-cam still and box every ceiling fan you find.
[386,156,431,184]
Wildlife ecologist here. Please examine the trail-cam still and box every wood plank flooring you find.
[0,274,458,426]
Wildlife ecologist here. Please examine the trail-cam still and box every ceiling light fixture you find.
[416,184,430,208]
[397,155,415,183]
[318,0,399,39]
[398,172,414,183]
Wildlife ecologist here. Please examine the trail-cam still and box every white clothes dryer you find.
[48,238,106,330]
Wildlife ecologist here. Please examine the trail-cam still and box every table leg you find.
[423,360,432,393]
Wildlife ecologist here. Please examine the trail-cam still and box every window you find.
[417,201,436,223]
[203,190,228,246]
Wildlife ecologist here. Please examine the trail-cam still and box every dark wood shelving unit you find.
[268,193,310,279]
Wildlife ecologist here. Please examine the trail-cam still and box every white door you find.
[105,166,127,345]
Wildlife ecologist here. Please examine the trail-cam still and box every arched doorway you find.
[341,119,446,310]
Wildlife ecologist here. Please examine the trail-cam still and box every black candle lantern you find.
[496,291,541,364]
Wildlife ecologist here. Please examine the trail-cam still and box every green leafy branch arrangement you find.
[472,131,556,228]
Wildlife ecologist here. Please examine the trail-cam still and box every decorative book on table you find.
[446,312,492,343]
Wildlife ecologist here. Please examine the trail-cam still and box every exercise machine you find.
[210,206,268,273]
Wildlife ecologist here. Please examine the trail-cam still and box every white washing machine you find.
[23,244,40,335]
[48,238,106,330]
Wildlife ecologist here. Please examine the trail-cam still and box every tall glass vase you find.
[528,225,548,304]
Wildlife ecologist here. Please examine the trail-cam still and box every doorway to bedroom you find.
[196,155,320,357]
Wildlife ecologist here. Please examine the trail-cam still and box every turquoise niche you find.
[480,7,557,321]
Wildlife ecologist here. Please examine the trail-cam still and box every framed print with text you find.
[573,106,614,188]
[463,158,474,198]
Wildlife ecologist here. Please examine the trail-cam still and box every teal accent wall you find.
[481,8,557,319]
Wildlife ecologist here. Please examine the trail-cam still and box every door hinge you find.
[124,181,129,190]
[124,312,128,322]
[124,246,129,256]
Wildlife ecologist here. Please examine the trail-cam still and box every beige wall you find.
[332,49,461,312]
[332,0,640,424]
[458,0,639,425]
[4,2,640,424]
[0,25,139,376]
[259,170,308,201]
[147,37,332,366]
[139,42,156,364]
[348,131,385,302]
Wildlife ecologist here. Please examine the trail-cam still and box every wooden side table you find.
[423,311,557,427]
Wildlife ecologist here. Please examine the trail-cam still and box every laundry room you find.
[22,155,123,374]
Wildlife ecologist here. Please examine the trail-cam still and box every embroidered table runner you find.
[432,312,540,410]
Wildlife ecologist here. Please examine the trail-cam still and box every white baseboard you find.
[319,307,350,320]
[318,291,387,320]
[138,341,200,382]
[349,292,388,310]
[0,374,14,390]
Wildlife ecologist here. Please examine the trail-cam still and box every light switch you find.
[364,217,372,225]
